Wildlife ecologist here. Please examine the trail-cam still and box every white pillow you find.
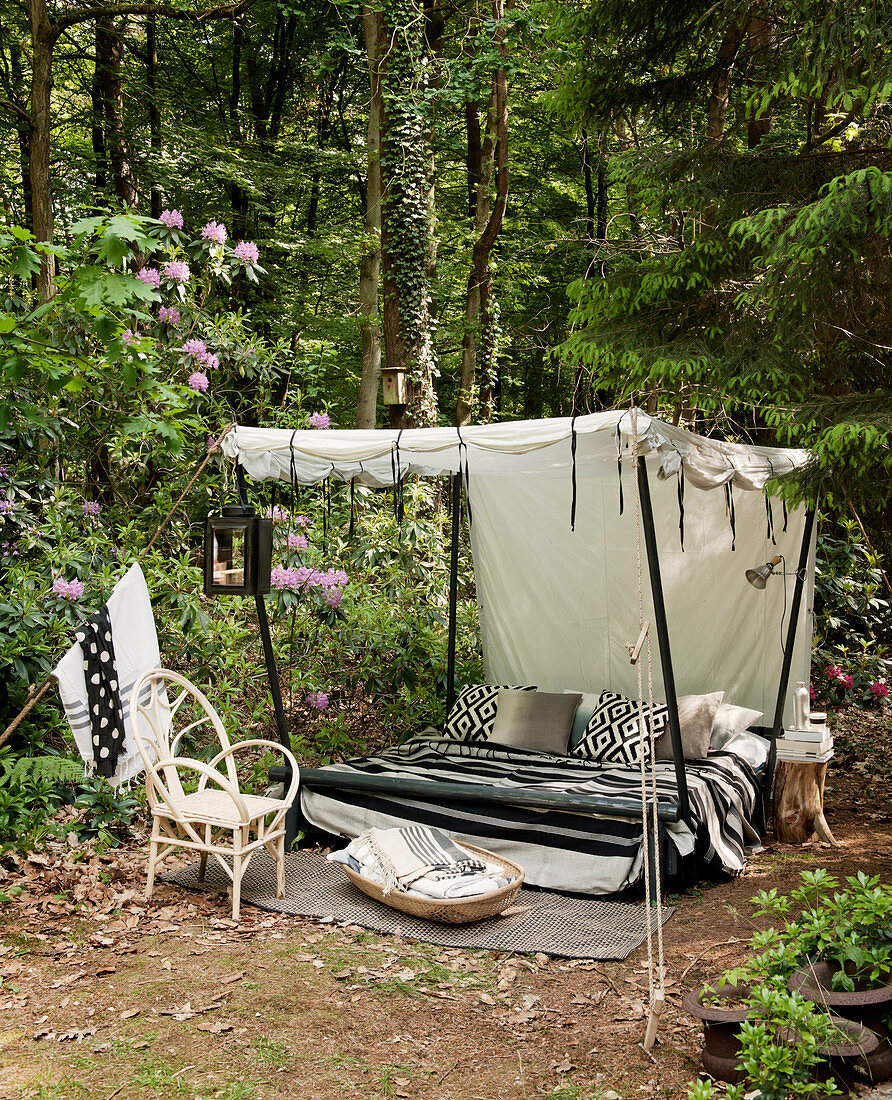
[710,703,763,749]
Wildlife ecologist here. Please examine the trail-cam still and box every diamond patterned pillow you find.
[570,691,669,765]
[443,683,537,742]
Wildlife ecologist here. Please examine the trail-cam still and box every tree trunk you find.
[457,0,508,426]
[91,25,109,200]
[379,0,438,429]
[356,2,384,430]
[146,14,162,217]
[473,0,508,425]
[29,0,55,300]
[706,25,745,148]
[97,15,138,207]
[746,15,772,148]
[581,127,595,248]
[772,760,839,846]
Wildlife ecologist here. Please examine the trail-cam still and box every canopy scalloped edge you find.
[220,410,810,494]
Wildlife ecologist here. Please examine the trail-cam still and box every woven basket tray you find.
[342,842,524,924]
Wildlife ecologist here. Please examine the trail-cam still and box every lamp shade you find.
[745,554,783,591]
[204,506,272,596]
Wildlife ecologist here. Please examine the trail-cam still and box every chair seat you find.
[157,789,286,827]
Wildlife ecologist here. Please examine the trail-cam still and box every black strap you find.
[391,430,405,523]
[570,416,578,532]
[725,481,737,551]
[782,499,788,532]
[456,426,472,525]
[677,469,685,551]
[349,477,356,539]
[615,422,624,516]
[75,606,126,778]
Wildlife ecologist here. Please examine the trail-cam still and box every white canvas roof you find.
[221,410,810,490]
[222,412,814,725]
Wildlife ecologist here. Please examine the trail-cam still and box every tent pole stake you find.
[636,458,692,828]
[446,471,462,715]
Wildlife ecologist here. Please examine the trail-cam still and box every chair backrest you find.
[129,669,235,806]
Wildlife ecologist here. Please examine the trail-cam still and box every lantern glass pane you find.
[212,526,245,587]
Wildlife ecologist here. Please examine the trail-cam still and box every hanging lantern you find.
[204,505,273,596]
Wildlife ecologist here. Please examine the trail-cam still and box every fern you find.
[1,755,85,786]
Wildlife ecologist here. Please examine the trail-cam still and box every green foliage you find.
[750,869,892,990]
[72,777,140,847]
[552,0,892,520]
[687,868,892,1099]
[812,519,891,705]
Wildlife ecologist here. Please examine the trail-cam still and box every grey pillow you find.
[710,703,764,750]
[489,689,582,755]
[655,692,725,761]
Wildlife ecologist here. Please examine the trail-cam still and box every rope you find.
[0,426,234,750]
[629,407,666,1052]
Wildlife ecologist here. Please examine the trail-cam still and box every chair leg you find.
[145,818,161,900]
[198,851,208,882]
[231,826,246,921]
[276,832,285,899]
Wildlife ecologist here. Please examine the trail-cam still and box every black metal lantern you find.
[204,504,273,596]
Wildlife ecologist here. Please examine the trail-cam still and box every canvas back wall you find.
[468,456,813,725]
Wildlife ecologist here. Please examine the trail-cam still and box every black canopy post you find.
[636,456,692,827]
[763,506,817,809]
[446,471,462,715]
[234,463,290,753]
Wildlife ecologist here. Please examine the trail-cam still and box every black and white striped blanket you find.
[299,737,763,895]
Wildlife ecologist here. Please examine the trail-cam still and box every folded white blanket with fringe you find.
[327,825,515,899]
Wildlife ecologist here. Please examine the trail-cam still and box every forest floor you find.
[1,707,891,1100]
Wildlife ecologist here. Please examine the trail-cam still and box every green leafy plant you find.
[751,870,892,991]
[72,778,140,848]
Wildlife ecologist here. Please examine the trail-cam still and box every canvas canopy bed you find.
[221,410,815,895]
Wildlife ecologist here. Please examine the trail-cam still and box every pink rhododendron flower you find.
[181,338,207,358]
[160,209,184,229]
[122,329,140,347]
[233,240,259,264]
[294,514,309,527]
[52,577,84,600]
[307,691,329,710]
[308,411,331,429]
[287,533,308,551]
[82,500,100,518]
[158,305,181,325]
[136,267,161,288]
[188,371,209,393]
[265,506,289,523]
[0,498,14,515]
[323,586,343,608]
[200,352,220,371]
[201,221,227,244]
[870,681,889,698]
[825,665,842,680]
[162,259,190,283]
[840,673,854,687]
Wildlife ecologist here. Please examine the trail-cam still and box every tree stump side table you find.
[772,758,840,846]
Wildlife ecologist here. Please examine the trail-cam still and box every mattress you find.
[299,734,765,895]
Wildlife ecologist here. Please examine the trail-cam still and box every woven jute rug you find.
[161,849,672,961]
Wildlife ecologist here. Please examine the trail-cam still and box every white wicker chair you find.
[129,668,299,920]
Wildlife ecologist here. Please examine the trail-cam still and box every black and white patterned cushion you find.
[570,691,669,765]
[443,683,537,742]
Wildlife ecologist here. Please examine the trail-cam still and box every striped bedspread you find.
[299,737,763,895]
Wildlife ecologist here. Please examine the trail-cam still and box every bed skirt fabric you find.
[298,737,762,895]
